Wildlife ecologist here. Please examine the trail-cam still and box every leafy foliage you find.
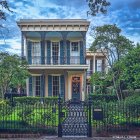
[87,0,110,16]
[0,0,12,21]
[120,43,140,90]
[14,97,58,105]
[89,25,134,100]
[17,105,33,125]
[0,52,29,98]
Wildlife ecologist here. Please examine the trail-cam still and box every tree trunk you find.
[112,76,120,101]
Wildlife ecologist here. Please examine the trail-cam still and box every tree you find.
[89,24,134,100]
[86,0,110,16]
[0,52,29,98]
[120,43,140,90]
[90,72,109,94]
[0,0,12,21]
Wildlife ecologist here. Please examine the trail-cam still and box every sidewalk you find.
[0,136,139,140]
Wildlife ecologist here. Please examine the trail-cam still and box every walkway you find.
[0,136,139,140]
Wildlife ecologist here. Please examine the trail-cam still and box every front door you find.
[72,76,80,100]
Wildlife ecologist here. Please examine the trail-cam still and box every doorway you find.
[72,76,80,100]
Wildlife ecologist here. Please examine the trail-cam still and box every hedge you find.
[14,96,58,105]
[89,94,118,103]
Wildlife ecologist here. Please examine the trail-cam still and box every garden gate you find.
[58,98,92,137]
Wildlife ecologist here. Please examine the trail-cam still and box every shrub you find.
[125,93,140,107]
[17,105,33,124]
[90,94,118,103]
[14,97,58,105]
[125,94,140,116]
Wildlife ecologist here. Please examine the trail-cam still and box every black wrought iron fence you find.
[0,97,139,136]
[91,102,140,135]
[0,100,58,134]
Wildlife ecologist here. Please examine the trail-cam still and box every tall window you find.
[32,42,41,64]
[32,76,41,96]
[96,59,102,72]
[52,76,59,96]
[35,76,41,96]
[71,42,80,64]
[52,42,59,64]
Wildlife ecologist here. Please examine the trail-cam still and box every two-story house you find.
[86,49,108,94]
[17,19,90,101]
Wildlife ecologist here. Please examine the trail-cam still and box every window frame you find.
[51,41,60,64]
[32,41,41,64]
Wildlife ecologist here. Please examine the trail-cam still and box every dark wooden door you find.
[72,76,80,100]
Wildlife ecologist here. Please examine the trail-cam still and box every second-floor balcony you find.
[86,70,106,77]
[29,56,85,65]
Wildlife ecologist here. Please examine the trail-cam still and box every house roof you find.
[17,19,90,32]
[17,19,90,26]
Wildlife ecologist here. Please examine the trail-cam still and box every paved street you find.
[0,136,140,140]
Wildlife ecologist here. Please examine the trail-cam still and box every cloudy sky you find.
[0,0,140,55]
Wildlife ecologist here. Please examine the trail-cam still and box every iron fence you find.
[0,98,139,136]
[0,100,58,134]
[91,102,140,135]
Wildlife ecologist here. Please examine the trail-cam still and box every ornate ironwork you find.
[58,99,92,137]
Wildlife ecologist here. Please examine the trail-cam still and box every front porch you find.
[27,69,87,101]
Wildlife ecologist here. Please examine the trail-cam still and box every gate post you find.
[58,94,62,137]
[88,95,92,137]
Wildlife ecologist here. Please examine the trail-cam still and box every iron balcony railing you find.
[87,70,106,76]
[87,70,93,76]
[30,56,84,65]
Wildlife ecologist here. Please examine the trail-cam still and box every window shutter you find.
[41,41,45,64]
[47,41,51,64]
[28,41,32,64]
[60,40,64,64]
[66,40,70,64]
[60,75,65,99]
[80,41,84,64]
[29,76,32,96]
[95,60,97,72]
[90,59,93,71]
[41,75,45,97]
[48,75,52,96]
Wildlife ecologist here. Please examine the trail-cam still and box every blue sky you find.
[0,0,140,54]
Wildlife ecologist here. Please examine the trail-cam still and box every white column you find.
[21,33,24,58]
[26,79,29,96]
[82,71,86,101]
[24,35,27,58]
[68,73,71,100]
[105,58,109,74]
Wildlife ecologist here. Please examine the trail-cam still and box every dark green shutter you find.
[41,41,45,64]
[41,75,45,97]
[60,40,64,64]
[47,41,51,64]
[29,76,32,96]
[95,60,97,72]
[90,59,93,72]
[28,41,32,64]
[60,75,65,99]
[80,41,84,64]
[48,75,52,96]
[66,40,70,64]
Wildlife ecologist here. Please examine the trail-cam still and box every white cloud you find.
[0,38,21,55]
[1,0,139,55]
